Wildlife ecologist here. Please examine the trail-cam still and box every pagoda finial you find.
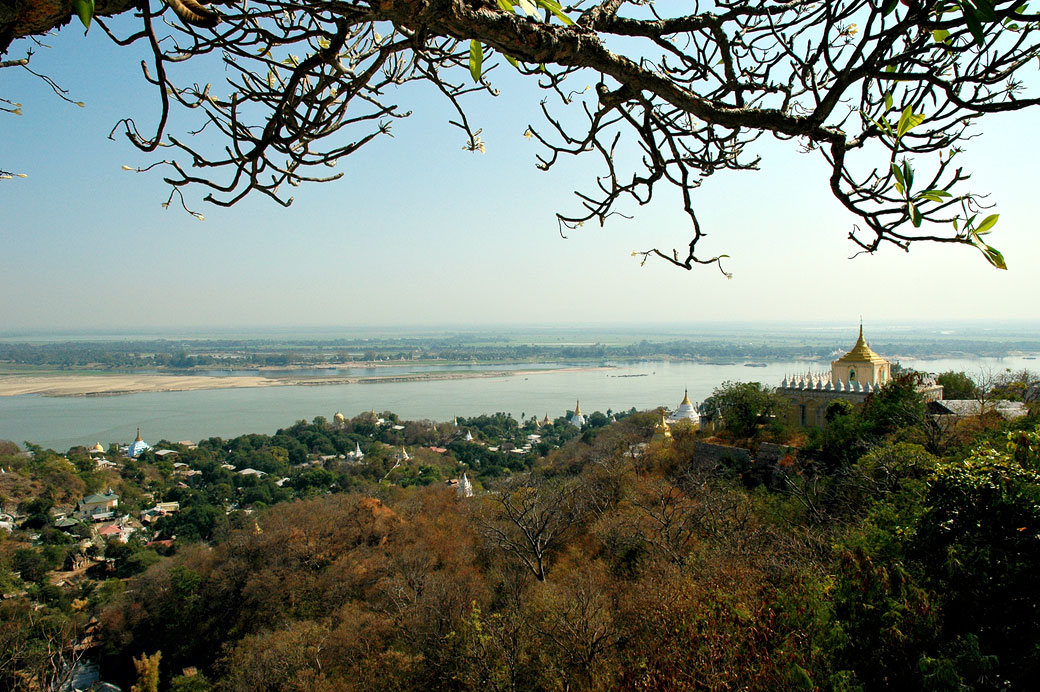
[681,388,692,406]
[853,321,868,349]
[574,399,582,416]
[135,427,142,442]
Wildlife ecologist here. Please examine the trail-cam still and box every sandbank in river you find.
[0,366,614,398]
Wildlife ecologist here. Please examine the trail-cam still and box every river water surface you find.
[1,356,1036,450]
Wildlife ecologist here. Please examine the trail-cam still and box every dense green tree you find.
[802,411,873,471]
[936,371,978,400]
[160,504,226,542]
[19,497,54,529]
[825,428,1040,690]
[831,546,939,691]
[908,434,1040,687]
[824,398,855,423]
[861,373,927,437]
[38,526,75,546]
[124,550,163,577]
[701,381,788,439]
[11,548,55,584]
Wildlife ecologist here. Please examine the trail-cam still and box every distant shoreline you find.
[0,365,617,398]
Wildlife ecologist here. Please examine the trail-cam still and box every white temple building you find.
[667,389,699,426]
[570,400,586,428]
[348,442,364,461]
[127,428,151,458]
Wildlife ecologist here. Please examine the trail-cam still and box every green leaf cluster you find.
[469,0,573,82]
[954,211,1005,268]
[71,0,94,31]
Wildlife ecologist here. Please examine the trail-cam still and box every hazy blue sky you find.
[2,17,1038,332]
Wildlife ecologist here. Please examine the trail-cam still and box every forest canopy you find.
[4,385,1039,691]
[2,0,1039,270]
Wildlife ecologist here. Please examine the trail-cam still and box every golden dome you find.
[836,324,888,364]
[92,442,105,452]
[653,414,672,439]
[333,411,346,422]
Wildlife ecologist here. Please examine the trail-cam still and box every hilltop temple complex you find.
[779,325,942,427]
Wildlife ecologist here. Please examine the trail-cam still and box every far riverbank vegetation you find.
[3,329,1040,374]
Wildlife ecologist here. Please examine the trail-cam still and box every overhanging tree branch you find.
[3,0,1037,271]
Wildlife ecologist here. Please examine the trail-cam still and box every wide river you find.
[1,356,1036,450]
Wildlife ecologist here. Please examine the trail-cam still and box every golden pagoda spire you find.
[135,427,142,442]
[574,400,582,416]
[837,322,886,363]
[653,413,672,441]
[854,326,867,350]
[681,388,692,406]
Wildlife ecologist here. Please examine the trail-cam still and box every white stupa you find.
[667,389,699,426]
[570,400,586,428]
[127,428,151,458]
